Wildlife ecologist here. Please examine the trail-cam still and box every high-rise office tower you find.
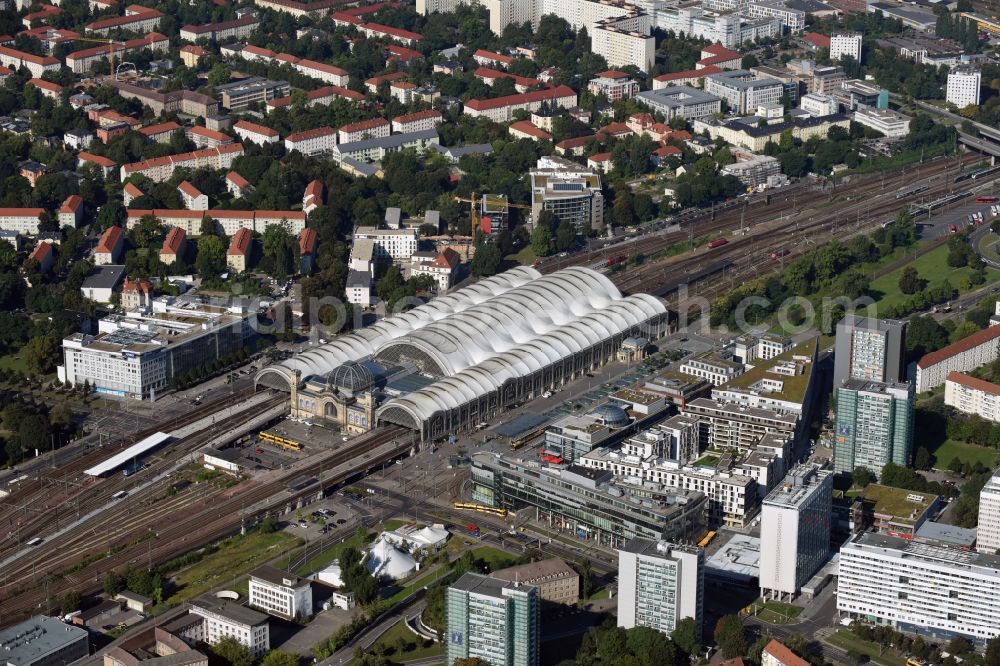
[445,572,539,666]
[834,379,914,475]
[833,315,906,389]
[759,464,832,601]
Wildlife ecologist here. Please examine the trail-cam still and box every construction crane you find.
[453,192,531,247]
[72,36,131,80]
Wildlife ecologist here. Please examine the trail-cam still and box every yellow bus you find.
[259,432,302,451]
[453,501,508,517]
[697,531,717,548]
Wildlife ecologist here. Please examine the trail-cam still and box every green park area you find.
[166,530,301,605]
[355,621,443,666]
[862,242,1000,315]
[825,630,904,666]
[751,601,802,625]
[927,438,1000,469]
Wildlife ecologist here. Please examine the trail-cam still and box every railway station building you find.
[256,266,671,441]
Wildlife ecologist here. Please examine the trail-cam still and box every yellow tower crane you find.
[452,193,531,248]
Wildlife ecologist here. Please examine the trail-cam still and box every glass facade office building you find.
[834,379,913,475]
[446,573,539,666]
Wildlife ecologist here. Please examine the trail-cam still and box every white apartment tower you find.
[978,468,1000,554]
[947,68,981,109]
[617,538,704,640]
[830,33,862,63]
[759,464,832,600]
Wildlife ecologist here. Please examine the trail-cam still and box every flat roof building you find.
[248,566,312,621]
[759,464,832,600]
[617,539,703,639]
[529,156,604,231]
[835,315,906,390]
[838,532,1000,644]
[635,86,722,120]
[59,298,255,400]
[0,616,89,666]
[189,597,268,658]
[446,573,539,666]
[470,451,707,548]
[834,379,914,476]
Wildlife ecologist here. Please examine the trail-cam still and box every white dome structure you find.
[366,538,417,580]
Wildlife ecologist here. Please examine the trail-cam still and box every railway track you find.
[0,392,283,560]
[612,154,988,298]
[0,389,258,530]
[0,425,408,625]
[542,153,976,278]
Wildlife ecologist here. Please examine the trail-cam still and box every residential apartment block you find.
[833,315,906,389]
[916,324,1000,392]
[945,372,1000,422]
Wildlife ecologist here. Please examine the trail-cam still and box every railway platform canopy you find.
[256,266,670,441]
[84,431,172,476]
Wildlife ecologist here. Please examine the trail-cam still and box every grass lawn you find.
[694,454,720,467]
[0,353,28,374]
[293,531,369,577]
[506,245,538,267]
[928,439,999,469]
[471,546,517,572]
[383,568,450,606]
[862,243,1000,315]
[588,588,610,601]
[825,630,903,666]
[362,620,442,665]
[982,232,1000,264]
[752,601,802,625]
[167,531,302,604]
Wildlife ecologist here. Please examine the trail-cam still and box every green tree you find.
[22,335,59,374]
[713,615,746,659]
[555,219,575,252]
[211,637,253,666]
[854,466,873,488]
[208,63,232,87]
[530,223,552,257]
[471,243,502,277]
[60,591,81,615]
[129,216,164,250]
[671,617,701,657]
[914,446,932,470]
[625,627,676,666]
[596,626,629,663]
[898,266,925,294]
[103,571,124,596]
[261,223,297,280]
[195,234,226,277]
[260,651,300,666]
[906,315,950,360]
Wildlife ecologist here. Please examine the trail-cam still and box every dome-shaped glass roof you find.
[327,360,374,393]
[591,404,630,428]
